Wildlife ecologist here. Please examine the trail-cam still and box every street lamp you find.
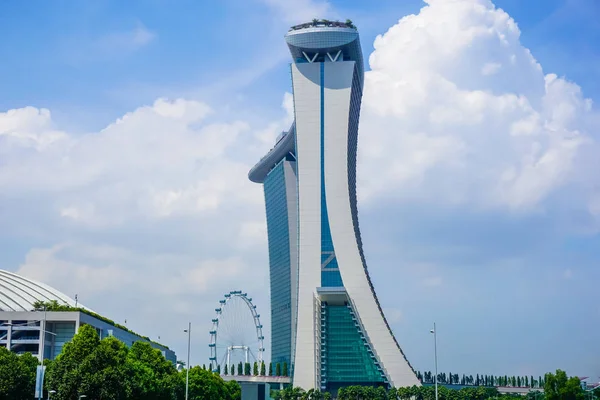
[47,390,56,400]
[184,322,191,400]
[78,395,87,400]
[430,323,438,400]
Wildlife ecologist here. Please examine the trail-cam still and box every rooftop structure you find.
[0,269,91,312]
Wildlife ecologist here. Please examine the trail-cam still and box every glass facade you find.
[321,302,385,392]
[45,321,76,360]
[264,160,294,365]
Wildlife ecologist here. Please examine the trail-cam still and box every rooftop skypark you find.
[289,19,357,31]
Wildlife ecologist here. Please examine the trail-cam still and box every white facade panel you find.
[291,62,322,390]
[323,62,420,388]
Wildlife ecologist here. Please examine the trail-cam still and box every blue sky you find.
[0,0,599,381]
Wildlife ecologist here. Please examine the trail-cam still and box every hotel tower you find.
[248,20,420,392]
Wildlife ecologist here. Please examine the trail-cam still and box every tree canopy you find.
[0,323,240,400]
[0,347,39,400]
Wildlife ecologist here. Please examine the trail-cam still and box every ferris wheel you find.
[209,290,265,371]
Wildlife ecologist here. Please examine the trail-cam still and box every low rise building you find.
[0,269,175,363]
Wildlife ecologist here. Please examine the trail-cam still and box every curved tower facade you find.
[249,21,420,392]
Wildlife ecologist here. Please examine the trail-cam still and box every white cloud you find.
[481,62,501,75]
[0,98,262,226]
[359,0,599,216]
[0,107,67,150]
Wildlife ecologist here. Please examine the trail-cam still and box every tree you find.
[0,347,38,400]
[282,362,288,377]
[253,361,259,376]
[545,369,584,400]
[268,362,273,376]
[260,361,266,376]
[224,364,228,375]
[244,362,251,376]
[275,362,281,376]
[127,341,180,400]
[45,324,101,400]
[186,366,240,400]
[237,362,243,376]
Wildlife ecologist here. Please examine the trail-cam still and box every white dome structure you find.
[0,269,86,312]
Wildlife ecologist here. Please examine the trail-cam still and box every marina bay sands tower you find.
[248,21,420,392]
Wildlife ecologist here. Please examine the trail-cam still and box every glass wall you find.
[321,303,385,392]
[264,160,293,365]
[45,321,76,360]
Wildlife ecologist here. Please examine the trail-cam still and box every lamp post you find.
[184,322,191,400]
[430,323,438,400]
[78,395,87,400]
[47,390,56,400]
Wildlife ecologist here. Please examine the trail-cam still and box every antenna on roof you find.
[75,294,78,308]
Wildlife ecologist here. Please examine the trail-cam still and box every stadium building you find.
[249,20,420,392]
[0,269,176,363]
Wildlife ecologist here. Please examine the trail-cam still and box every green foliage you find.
[268,362,273,376]
[186,367,239,400]
[237,362,243,376]
[253,361,259,376]
[45,324,101,400]
[225,379,241,400]
[283,361,288,377]
[260,361,266,376]
[40,323,239,400]
[272,386,305,400]
[127,341,180,400]
[335,385,503,400]
[544,370,584,400]
[0,347,39,400]
[418,370,549,389]
[224,364,228,375]
[244,362,251,376]
[275,362,281,376]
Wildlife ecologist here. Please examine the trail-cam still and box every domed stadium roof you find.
[0,269,87,312]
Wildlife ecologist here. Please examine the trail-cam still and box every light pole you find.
[430,323,438,400]
[47,390,56,400]
[184,322,191,400]
[78,395,87,400]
